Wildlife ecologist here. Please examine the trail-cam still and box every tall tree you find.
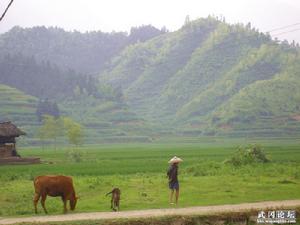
[38,115,63,149]
[63,117,84,147]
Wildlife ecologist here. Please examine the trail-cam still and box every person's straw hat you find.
[168,156,183,164]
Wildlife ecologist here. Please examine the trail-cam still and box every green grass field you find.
[0,139,300,217]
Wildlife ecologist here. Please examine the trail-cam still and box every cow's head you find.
[70,196,79,211]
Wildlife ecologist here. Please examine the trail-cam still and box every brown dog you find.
[106,188,121,211]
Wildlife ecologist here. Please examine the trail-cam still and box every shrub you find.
[224,144,270,166]
[67,149,82,163]
[184,161,223,176]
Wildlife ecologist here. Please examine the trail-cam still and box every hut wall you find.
[0,137,16,144]
[0,144,14,158]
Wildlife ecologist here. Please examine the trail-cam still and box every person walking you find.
[167,156,183,205]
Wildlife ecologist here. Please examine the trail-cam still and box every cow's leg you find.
[115,200,118,211]
[33,193,40,214]
[116,200,120,211]
[113,199,117,212]
[41,194,48,214]
[61,196,67,214]
[110,197,113,209]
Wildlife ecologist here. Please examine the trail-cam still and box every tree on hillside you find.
[63,117,84,147]
[184,15,191,26]
[38,115,63,150]
[129,25,166,43]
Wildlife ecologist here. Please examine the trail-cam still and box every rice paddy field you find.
[0,138,300,217]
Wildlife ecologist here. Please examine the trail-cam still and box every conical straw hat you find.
[168,156,183,164]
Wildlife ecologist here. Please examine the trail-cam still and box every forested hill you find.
[0,25,166,74]
[0,53,82,99]
[0,25,165,143]
[103,17,300,136]
[1,17,300,139]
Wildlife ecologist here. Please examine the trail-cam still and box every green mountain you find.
[0,45,151,143]
[103,17,300,137]
[1,17,300,141]
[0,25,165,74]
[0,53,151,144]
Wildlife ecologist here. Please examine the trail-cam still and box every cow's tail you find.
[106,191,112,196]
[33,177,41,193]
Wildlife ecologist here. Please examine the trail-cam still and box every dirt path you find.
[1,200,300,224]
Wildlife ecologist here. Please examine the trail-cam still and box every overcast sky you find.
[1,0,300,43]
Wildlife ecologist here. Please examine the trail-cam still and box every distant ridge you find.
[1,17,300,139]
[103,17,300,136]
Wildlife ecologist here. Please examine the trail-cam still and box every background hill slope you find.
[103,17,300,136]
[1,17,300,141]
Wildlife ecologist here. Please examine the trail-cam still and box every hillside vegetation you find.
[103,17,300,136]
[1,17,300,141]
[0,84,38,138]
[0,25,165,74]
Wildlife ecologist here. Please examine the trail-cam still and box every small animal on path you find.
[33,175,78,214]
[106,188,121,211]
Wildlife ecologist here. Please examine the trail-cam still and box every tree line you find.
[37,115,84,149]
[0,25,167,74]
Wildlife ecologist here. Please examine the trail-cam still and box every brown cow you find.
[33,175,78,214]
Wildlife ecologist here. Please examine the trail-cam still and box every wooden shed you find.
[0,121,40,164]
[0,121,25,158]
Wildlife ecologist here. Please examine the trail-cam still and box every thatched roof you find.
[0,121,26,137]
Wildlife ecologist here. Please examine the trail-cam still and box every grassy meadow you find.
[0,138,300,217]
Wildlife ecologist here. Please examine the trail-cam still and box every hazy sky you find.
[1,0,300,42]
